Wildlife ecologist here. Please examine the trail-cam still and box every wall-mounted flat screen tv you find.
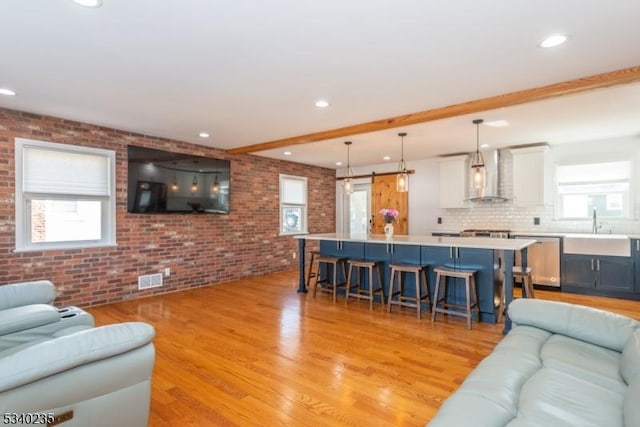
[127,145,230,214]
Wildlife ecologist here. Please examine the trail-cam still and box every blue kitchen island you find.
[295,233,537,333]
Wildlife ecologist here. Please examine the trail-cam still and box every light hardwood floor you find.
[88,270,640,427]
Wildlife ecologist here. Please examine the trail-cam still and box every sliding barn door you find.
[371,174,408,235]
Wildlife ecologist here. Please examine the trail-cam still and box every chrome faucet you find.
[592,208,597,234]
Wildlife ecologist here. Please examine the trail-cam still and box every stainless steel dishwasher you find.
[513,235,561,288]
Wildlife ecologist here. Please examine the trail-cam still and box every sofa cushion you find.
[426,392,513,427]
[0,304,60,336]
[620,329,640,384]
[0,280,56,310]
[509,299,639,352]
[517,368,624,427]
[541,335,625,394]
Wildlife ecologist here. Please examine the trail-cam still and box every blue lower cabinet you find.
[422,246,497,323]
[562,253,635,297]
[363,242,392,299]
[389,244,423,302]
[318,240,365,292]
[361,243,422,304]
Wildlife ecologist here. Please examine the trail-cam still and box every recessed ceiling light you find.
[383,156,391,161]
[72,0,103,7]
[315,100,329,108]
[198,132,210,138]
[335,161,343,166]
[480,143,490,149]
[485,120,509,127]
[283,151,292,156]
[0,88,16,96]
[539,34,568,48]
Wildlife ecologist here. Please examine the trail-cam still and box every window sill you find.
[13,243,118,253]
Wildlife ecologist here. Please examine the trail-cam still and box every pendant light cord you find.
[398,132,407,172]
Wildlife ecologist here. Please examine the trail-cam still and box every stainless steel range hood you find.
[467,149,509,203]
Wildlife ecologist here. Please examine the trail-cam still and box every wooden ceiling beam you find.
[227,65,640,155]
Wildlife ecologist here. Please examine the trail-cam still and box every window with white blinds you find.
[279,174,307,235]
[15,138,116,251]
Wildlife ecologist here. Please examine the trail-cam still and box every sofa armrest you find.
[508,298,639,352]
[0,322,155,392]
[0,280,56,310]
[0,304,60,336]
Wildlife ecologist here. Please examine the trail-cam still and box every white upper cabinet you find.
[510,145,550,206]
[439,155,469,208]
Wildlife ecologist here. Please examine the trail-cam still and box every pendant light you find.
[211,174,220,194]
[171,174,179,191]
[191,174,198,192]
[470,119,486,189]
[171,164,179,191]
[343,141,354,195]
[396,132,409,192]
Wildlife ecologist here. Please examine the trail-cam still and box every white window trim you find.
[279,174,308,236]
[14,138,117,252]
[553,158,634,221]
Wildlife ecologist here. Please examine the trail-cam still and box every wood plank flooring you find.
[88,271,640,427]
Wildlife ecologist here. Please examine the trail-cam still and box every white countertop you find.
[296,233,536,251]
[433,230,640,239]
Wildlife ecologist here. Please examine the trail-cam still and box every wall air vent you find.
[138,273,163,290]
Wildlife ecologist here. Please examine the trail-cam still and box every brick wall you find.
[0,107,335,307]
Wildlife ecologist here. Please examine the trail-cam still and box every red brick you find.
[0,107,335,307]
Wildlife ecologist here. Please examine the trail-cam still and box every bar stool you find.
[345,260,385,310]
[431,266,479,329]
[312,256,348,303]
[514,266,535,298]
[387,264,430,319]
[305,250,320,288]
[496,266,535,323]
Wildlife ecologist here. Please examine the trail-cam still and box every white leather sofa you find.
[0,322,156,427]
[428,298,640,427]
[0,280,94,351]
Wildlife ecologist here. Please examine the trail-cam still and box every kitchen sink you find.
[563,234,631,257]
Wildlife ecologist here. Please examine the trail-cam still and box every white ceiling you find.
[1,0,639,168]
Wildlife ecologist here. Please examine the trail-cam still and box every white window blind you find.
[557,161,630,184]
[15,138,116,251]
[23,146,111,196]
[281,178,306,204]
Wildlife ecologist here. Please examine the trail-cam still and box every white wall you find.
[336,135,640,235]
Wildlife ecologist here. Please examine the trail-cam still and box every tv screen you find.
[127,145,230,214]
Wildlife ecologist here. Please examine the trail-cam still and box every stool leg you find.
[431,272,441,322]
[387,268,396,312]
[376,264,385,304]
[305,252,316,288]
[368,266,374,310]
[497,276,506,323]
[312,261,322,298]
[526,275,535,298]
[332,263,338,303]
[414,270,421,319]
[345,263,354,306]
[465,277,472,330]
[471,275,480,327]
[421,269,430,312]
[378,264,385,304]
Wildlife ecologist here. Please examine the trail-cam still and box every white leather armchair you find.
[0,281,94,352]
[0,322,156,427]
[0,280,56,310]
